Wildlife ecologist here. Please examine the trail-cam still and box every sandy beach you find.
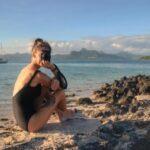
[0,95,101,150]
[0,75,150,150]
[1,0,150,149]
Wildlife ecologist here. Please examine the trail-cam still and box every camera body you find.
[41,50,51,62]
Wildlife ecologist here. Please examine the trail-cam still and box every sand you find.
[0,91,149,150]
[0,95,101,150]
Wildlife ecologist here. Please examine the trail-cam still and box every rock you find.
[121,133,130,142]
[145,128,150,139]
[131,137,150,150]
[136,110,144,117]
[136,95,150,101]
[118,97,129,105]
[101,83,110,90]
[84,110,103,118]
[0,118,9,121]
[129,105,138,113]
[134,121,150,129]
[77,97,93,105]
[92,75,150,116]
[113,123,125,135]
[120,105,129,114]
[102,110,112,117]
[79,140,107,150]
[126,89,134,97]
[92,111,103,118]
[113,121,134,133]
[121,76,127,81]
[66,93,76,97]
[139,85,150,94]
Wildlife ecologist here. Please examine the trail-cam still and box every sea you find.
[0,61,150,104]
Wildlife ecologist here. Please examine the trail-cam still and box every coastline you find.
[0,74,150,150]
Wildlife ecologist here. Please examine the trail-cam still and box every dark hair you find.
[31,38,51,54]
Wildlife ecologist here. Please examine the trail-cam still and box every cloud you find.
[2,35,150,55]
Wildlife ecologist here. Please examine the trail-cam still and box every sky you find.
[0,0,150,54]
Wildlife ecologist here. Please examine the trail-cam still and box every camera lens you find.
[41,51,51,62]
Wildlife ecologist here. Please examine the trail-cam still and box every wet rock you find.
[145,128,150,139]
[129,104,138,113]
[134,121,150,129]
[77,97,93,105]
[118,97,129,105]
[112,124,125,135]
[120,133,130,142]
[139,84,150,94]
[120,105,129,114]
[113,121,134,133]
[136,110,144,117]
[0,118,9,121]
[93,75,150,115]
[79,140,107,150]
[102,110,112,118]
[92,111,103,118]
[66,93,76,97]
[131,137,150,150]
[101,83,111,90]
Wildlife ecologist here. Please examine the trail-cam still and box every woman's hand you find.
[51,78,60,91]
[40,60,55,71]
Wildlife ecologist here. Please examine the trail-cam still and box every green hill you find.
[140,56,150,60]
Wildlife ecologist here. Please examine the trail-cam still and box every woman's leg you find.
[28,89,76,132]
[28,90,64,132]
[53,90,76,121]
[39,86,75,116]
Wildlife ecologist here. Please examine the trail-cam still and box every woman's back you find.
[12,66,42,130]
[13,65,39,97]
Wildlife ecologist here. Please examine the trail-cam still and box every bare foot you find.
[60,108,77,122]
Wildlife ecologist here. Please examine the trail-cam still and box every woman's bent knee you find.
[28,120,40,132]
[55,90,65,100]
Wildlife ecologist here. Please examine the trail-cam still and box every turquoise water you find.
[0,62,150,103]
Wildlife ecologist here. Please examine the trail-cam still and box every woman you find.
[12,38,76,132]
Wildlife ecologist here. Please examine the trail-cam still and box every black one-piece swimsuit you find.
[12,70,41,131]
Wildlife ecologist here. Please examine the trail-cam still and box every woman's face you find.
[32,49,43,66]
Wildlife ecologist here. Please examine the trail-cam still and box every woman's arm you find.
[37,71,52,88]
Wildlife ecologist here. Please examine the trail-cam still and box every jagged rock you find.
[102,110,112,118]
[136,110,144,117]
[139,84,150,94]
[129,105,138,113]
[134,121,150,129]
[120,105,129,114]
[66,93,76,97]
[131,137,150,150]
[92,75,150,115]
[77,97,93,105]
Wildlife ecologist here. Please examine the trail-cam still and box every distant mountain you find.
[0,48,141,63]
[115,51,139,60]
[2,53,31,63]
[140,56,150,60]
[52,48,137,62]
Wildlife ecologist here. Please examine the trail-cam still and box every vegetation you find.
[140,56,150,60]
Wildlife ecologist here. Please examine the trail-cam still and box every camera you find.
[41,50,51,62]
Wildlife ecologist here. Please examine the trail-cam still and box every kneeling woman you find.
[12,38,75,132]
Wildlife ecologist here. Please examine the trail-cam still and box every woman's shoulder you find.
[12,66,29,96]
[14,65,35,86]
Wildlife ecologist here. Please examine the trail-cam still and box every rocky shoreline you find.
[0,74,150,150]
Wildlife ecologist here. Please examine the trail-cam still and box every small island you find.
[140,56,150,60]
